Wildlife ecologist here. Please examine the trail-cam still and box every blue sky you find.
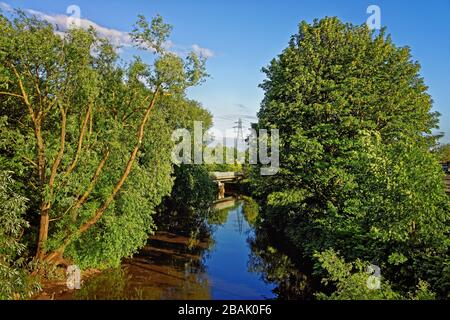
[4,0,450,142]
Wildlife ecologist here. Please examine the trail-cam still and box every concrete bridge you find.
[210,172,244,200]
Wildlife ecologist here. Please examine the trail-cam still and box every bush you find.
[315,249,436,300]
[252,17,450,298]
[0,171,40,299]
[155,164,217,238]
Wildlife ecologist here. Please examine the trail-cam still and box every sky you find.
[3,0,450,142]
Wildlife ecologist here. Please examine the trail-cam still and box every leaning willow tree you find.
[253,17,449,297]
[0,11,208,268]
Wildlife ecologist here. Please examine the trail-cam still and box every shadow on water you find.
[74,232,212,300]
[248,229,313,300]
[73,196,314,300]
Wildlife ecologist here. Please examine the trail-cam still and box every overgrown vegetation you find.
[314,250,436,300]
[155,164,217,238]
[435,143,450,163]
[204,145,243,172]
[0,171,40,299]
[1,8,449,301]
[251,17,450,299]
[0,8,214,293]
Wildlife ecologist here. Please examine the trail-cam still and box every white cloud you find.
[192,44,215,58]
[0,1,12,11]
[24,8,133,48]
[0,2,215,57]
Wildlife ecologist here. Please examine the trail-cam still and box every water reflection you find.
[74,232,212,300]
[73,197,312,300]
[248,228,313,300]
[206,198,276,299]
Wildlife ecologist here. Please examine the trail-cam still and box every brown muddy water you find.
[37,198,312,300]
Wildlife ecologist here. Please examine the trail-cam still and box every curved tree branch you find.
[63,103,92,179]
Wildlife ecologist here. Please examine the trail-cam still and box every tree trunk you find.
[45,87,161,262]
[36,105,67,260]
[35,121,48,260]
[36,211,49,260]
[78,87,161,235]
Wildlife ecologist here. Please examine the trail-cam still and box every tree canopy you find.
[0,10,210,269]
[252,17,450,298]
[435,143,450,163]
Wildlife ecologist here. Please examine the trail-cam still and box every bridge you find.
[209,171,450,198]
[210,172,244,200]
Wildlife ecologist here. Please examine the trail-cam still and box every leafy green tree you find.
[204,145,244,172]
[153,96,217,238]
[434,143,450,163]
[252,17,449,297]
[315,249,435,300]
[0,171,40,299]
[155,164,217,238]
[0,11,208,268]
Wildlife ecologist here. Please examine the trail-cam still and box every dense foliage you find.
[204,145,244,172]
[154,100,218,239]
[315,249,435,300]
[252,17,450,298]
[155,164,217,238]
[0,171,40,299]
[0,10,210,271]
[435,143,450,163]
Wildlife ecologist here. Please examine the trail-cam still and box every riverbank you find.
[33,198,312,300]
[33,232,211,300]
[33,269,102,300]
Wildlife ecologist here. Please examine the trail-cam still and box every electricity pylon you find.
[233,118,244,151]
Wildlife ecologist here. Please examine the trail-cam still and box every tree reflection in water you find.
[247,228,313,300]
[71,196,315,300]
[246,198,314,301]
[74,232,213,300]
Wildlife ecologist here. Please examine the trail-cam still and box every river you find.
[55,197,312,300]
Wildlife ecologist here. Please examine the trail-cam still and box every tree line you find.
[250,17,449,299]
[0,10,216,298]
[1,11,449,300]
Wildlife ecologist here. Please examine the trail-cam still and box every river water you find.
[70,197,312,300]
